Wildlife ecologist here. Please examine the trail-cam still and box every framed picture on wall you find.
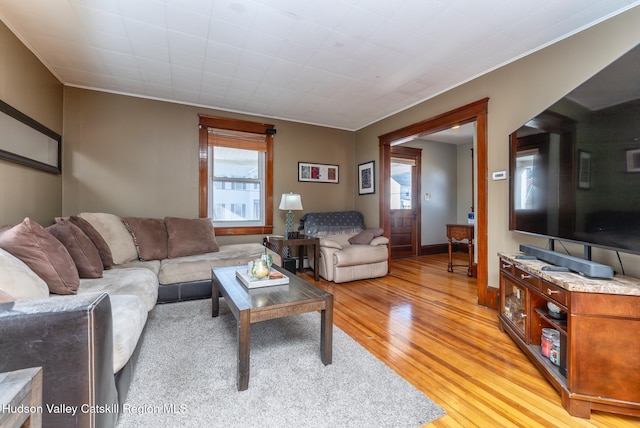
[298,162,339,183]
[0,99,61,174]
[358,160,375,195]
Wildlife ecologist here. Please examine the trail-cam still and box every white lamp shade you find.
[279,193,303,210]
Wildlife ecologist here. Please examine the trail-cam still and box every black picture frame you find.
[298,162,339,183]
[0,99,61,174]
[358,160,375,195]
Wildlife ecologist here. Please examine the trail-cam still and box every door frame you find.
[379,98,489,306]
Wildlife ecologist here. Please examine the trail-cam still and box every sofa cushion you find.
[109,294,148,373]
[122,217,168,261]
[77,267,159,311]
[164,217,219,258]
[69,215,114,268]
[78,213,138,265]
[110,259,161,276]
[0,247,50,300]
[0,218,79,295]
[47,219,103,278]
[158,243,279,284]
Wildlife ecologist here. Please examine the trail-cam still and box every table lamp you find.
[279,192,303,237]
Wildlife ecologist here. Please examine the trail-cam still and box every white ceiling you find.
[0,0,639,131]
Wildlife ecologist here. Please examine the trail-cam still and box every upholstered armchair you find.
[298,211,389,283]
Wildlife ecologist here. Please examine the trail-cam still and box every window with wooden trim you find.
[199,115,275,236]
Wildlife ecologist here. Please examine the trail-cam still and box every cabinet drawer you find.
[500,259,514,275]
[541,281,568,306]
[514,266,541,290]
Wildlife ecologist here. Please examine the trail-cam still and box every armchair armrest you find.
[0,293,118,428]
[370,236,389,246]
[319,238,343,250]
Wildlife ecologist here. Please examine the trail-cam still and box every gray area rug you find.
[117,299,445,428]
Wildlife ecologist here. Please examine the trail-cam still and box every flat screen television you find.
[509,43,640,262]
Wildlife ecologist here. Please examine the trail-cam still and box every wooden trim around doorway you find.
[379,98,489,306]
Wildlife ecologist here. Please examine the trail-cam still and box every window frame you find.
[198,115,274,236]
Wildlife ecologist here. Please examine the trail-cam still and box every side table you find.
[265,235,320,281]
[446,224,474,277]
[0,367,43,428]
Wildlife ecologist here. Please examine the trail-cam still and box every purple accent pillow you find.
[122,217,168,261]
[164,217,219,258]
[348,228,384,245]
[0,218,79,294]
[69,215,114,268]
[47,219,103,278]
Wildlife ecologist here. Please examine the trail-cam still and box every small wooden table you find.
[211,265,333,391]
[0,367,43,428]
[446,224,474,277]
[264,234,320,281]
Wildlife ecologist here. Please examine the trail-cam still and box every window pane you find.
[211,146,264,225]
[213,147,258,179]
[390,161,412,209]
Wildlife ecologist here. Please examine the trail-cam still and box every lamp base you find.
[285,211,294,234]
[283,211,295,258]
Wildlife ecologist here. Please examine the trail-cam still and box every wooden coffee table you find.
[211,265,333,391]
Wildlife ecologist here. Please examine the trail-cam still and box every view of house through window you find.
[209,130,267,227]
[390,157,415,209]
[199,116,275,236]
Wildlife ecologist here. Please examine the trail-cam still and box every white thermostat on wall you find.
[492,171,507,180]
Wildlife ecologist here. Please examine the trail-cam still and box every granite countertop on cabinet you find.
[498,253,640,296]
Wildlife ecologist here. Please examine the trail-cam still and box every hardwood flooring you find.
[298,253,639,428]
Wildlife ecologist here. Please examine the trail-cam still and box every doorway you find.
[378,98,489,306]
[390,146,421,258]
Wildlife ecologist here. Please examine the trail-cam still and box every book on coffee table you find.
[235,268,290,288]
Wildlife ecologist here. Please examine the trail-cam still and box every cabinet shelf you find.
[533,308,567,334]
[500,315,568,391]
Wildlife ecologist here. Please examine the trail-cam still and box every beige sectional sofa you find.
[77,212,281,303]
[0,212,280,427]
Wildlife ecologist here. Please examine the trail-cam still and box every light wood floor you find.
[298,253,639,428]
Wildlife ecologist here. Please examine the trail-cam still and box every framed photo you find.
[298,162,339,183]
[578,150,591,189]
[626,149,640,172]
[358,160,375,195]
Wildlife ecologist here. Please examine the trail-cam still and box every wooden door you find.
[390,147,421,258]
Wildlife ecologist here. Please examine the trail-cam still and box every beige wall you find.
[3,7,640,280]
[62,88,354,244]
[355,6,640,286]
[0,21,63,226]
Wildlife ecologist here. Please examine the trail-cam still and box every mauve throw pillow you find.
[348,228,384,245]
[164,217,219,258]
[69,215,114,268]
[348,229,375,245]
[47,219,103,278]
[122,217,168,261]
[0,218,79,294]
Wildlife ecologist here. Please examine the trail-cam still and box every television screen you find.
[510,44,640,255]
